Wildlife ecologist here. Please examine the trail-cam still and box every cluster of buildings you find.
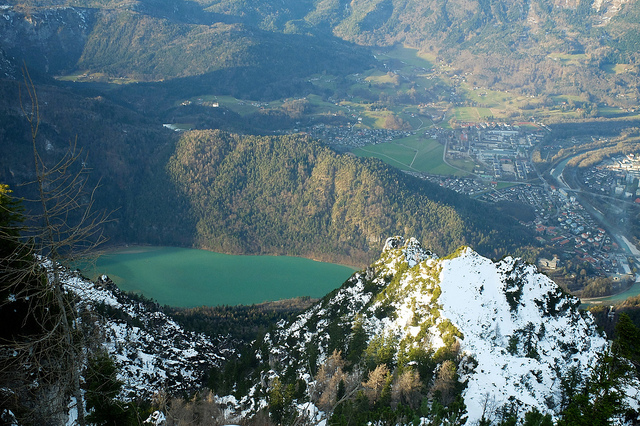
[308,124,410,149]
[582,154,640,201]
[301,113,637,283]
[444,124,545,181]
[413,168,634,282]
[481,184,629,277]
[180,98,220,107]
[410,173,491,196]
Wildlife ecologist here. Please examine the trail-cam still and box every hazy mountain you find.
[0,3,373,89]
[162,0,640,105]
[3,0,639,104]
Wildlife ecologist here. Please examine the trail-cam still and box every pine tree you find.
[558,346,632,425]
[614,313,640,368]
[85,352,136,425]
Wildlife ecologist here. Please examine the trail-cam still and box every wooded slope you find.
[168,129,537,265]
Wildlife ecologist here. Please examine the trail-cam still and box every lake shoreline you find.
[96,243,365,271]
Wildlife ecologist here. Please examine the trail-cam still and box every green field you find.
[159,44,640,132]
[366,71,399,85]
[55,72,140,85]
[376,45,435,70]
[448,157,478,173]
[400,111,430,130]
[598,106,636,118]
[454,107,482,122]
[351,135,463,175]
[496,181,518,190]
[601,63,636,75]
[181,95,274,116]
[354,144,415,169]
[547,53,589,66]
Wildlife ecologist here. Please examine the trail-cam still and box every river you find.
[550,156,571,187]
[582,281,640,307]
[82,246,357,307]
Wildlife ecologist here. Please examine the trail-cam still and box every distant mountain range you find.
[2,0,638,104]
[0,3,373,93]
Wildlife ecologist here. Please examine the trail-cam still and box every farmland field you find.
[351,135,463,175]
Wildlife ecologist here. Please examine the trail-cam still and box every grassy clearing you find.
[353,145,415,170]
[551,94,585,104]
[400,112,429,130]
[412,143,446,171]
[496,182,518,190]
[416,50,437,65]
[200,95,262,116]
[611,64,635,75]
[366,143,416,164]
[431,163,464,175]
[513,122,542,129]
[366,110,394,128]
[456,83,534,120]
[351,135,462,175]
[54,73,141,91]
[412,75,440,90]
[448,157,477,173]
[454,107,481,122]
[306,94,345,115]
[598,106,632,118]
[366,71,399,85]
[378,45,434,70]
[548,53,589,65]
[55,72,140,85]
[308,74,339,91]
[460,82,522,106]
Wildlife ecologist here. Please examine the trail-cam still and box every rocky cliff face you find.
[0,7,94,77]
[593,0,633,23]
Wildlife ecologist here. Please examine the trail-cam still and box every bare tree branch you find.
[1,66,111,425]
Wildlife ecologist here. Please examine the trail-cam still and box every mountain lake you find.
[81,246,357,307]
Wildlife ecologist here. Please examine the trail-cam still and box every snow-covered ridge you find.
[383,236,436,268]
[55,265,231,399]
[438,247,606,421]
[257,237,635,424]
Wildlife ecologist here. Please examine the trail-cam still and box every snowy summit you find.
[241,236,639,424]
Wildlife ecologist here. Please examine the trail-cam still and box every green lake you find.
[83,246,357,307]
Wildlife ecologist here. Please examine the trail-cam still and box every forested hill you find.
[0,4,373,98]
[0,79,538,266]
[167,130,537,266]
[3,0,640,105]
[153,0,640,106]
